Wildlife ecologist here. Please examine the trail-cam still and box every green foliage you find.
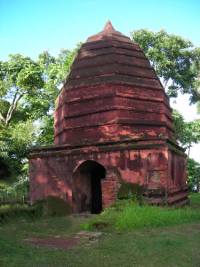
[34,196,71,217]
[172,111,200,192]
[0,195,71,224]
[0,120,35,184]
[0,54,44,186]
[172,109,185,140]
[0,204,40,224]
[0,54,44,125]
[36,116,54,145]
[36,48,78,117]
[0,134,10,160]
[0,99,10,117]
[172,109,200,153]
[183,120,200,147]
[11,120,35,154]
[131,29,200,100]
[187,158,200,191]
[0,47,77,186]
[0,174,29,200]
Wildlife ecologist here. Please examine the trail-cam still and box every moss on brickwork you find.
[117,182,144,202]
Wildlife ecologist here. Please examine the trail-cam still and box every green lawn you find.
[0,194,200,267]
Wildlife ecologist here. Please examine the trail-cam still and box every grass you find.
[189,192,200,206]
[82,196,200,231]
[0,194,200,267]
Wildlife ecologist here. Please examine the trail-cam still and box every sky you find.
[1,0,200,160]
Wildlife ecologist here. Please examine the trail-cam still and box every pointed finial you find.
[103,20,115,32]
[86,20,127,42]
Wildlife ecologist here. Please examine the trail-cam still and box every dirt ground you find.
[24,231,103,250]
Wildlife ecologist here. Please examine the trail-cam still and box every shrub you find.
[33,196,71,217]
[0,196,71,224]
[0,204,39,224]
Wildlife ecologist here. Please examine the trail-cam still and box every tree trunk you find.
[187,145,191,158]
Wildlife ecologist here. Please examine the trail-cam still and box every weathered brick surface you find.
[29,22,188,211]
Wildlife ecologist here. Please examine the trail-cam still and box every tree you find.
[0,54,45,184]
[131,29,200,101]
[36,48,78,116]
[172,110,200,157]
[35,48,78,145]
[0,48,78,128]
[187,158,200,192]
[0,48,78,187]
[0,54,44,126]
[36,115,54,145]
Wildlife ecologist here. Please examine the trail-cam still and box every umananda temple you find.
[29,22,188,213]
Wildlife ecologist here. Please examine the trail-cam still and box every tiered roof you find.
[54,22,175,146]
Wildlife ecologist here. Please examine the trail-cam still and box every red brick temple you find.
[29,22,188,213]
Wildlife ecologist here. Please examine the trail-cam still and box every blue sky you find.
[1,0,200,60]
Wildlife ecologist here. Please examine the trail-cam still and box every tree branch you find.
[187,144,192,158]
[5,89,24,126]
[163,79,169,89]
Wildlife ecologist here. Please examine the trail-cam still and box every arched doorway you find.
[72,160,106,214]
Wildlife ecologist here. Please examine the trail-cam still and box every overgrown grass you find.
[0,194,200,267]
[82,194,200,231]
[189,192,200,206]
[0,204,40,224]
[0,196,71,224]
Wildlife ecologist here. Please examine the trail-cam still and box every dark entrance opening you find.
[72,160,106,214]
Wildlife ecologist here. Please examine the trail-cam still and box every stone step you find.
[167,192,188,205]
[143,190,189,207]
[143,197,165,205]
[168,186,188,195]
[172,198,189,207]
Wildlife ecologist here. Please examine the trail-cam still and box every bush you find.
[0,204,40,224]
[0,196,71,224]
[33,196,71,217]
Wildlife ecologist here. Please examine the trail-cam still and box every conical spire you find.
[103,20,116,32]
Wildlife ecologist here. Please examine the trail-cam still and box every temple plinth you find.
[29,22,188,213]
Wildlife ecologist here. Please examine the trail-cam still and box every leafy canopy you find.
[0,54,44,126]
[187,158,200,192]
[172,109,200,156]
[0,48,78,185]
[131,29,200,101]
